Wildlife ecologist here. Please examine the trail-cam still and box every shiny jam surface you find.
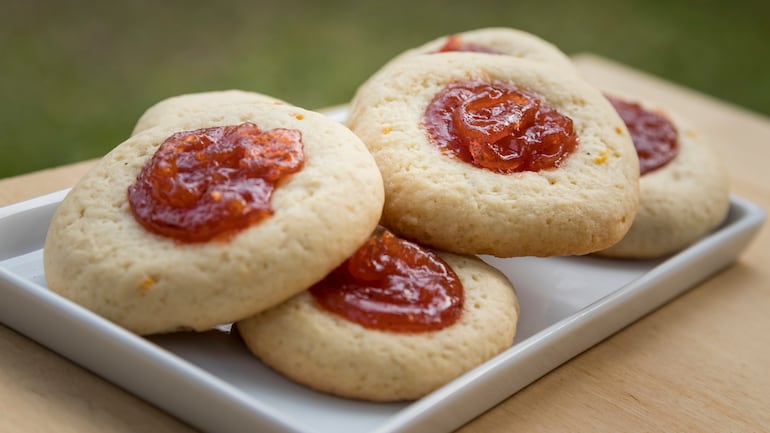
[606,95,678,175]
[424,80,579,173]
[436,35,499,54]
[128,122,304,243]
[309,230,464,333]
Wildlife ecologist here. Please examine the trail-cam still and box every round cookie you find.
[347,53,639,257]
[236,251,519,401]
[132,90,285,135]
[44,103,384,335]
[385,27,575,70]
[597,96,730,258]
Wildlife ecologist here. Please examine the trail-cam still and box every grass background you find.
[1,0,768,178]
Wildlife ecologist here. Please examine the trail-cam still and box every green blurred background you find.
[2,0,768,178]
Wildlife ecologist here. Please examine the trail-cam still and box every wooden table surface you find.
[1,54,768,432]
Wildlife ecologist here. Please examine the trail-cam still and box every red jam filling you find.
[606,95,678,175]
[424,80,579,173]
[435,35,499,54]
[309,230,464,333]
[128,122,304,243]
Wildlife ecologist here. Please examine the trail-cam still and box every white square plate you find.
[0,108,765,433]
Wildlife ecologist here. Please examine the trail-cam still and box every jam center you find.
[424,80,578,173]
[606,95,678,175]
[309,230,464,333]
[128,122,304,243]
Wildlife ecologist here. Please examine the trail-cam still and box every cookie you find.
[132,90,285,135]
[597,94,730,258]
[44,103,384,335]
[385,27,575,70]
[236,233,519,401]
[347,53,639,257]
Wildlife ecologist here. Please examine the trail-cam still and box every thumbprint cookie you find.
[597,94,730,258]
[236,230,519,401]
[348,53,639,257]
[44,103,384,335]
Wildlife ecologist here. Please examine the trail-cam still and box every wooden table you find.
[1,55,768,432]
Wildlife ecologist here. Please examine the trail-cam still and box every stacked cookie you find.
[44,93,385,334]
[596,93,730,258]
[43,27,730,403]
[237,236,520,401]
[346,28,641,257]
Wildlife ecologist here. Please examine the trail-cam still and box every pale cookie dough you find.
[597,97,730,259]
[132,90,285,135]
[348,53,639,257]
[236,252,519,401]
[44,103,384,335]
